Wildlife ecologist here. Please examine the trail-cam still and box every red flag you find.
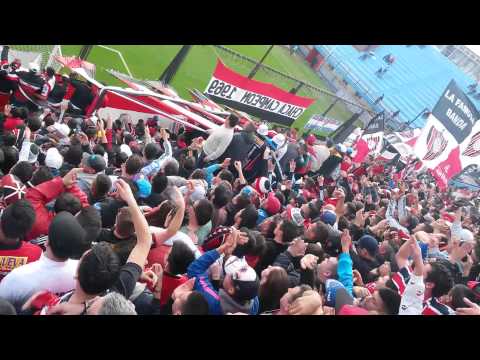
[352,138,369,163]
[431,147,462,190]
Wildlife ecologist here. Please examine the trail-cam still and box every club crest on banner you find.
[462,131,480,158]
[366,135,381,151]
[400,129,414,139]
[423,127,448,161]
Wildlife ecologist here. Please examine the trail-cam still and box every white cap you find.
[53,123,71,137]
[89,115,98,125]
[224,256,256,282]
[460,229,474,243]
[120,144,133,157]
[29,62,39,73]
[272,133,286,148]
[257,124,268,136]
[45,148,64,170]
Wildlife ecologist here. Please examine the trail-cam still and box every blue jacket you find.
[337,252,353,296]
[187,249,259,315]
[187,249,223,315]
[204,164,221,187]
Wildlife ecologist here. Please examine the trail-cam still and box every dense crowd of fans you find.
[0,46,479,316]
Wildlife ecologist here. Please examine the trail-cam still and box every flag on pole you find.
[352,111,385,163]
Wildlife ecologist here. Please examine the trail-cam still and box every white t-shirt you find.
[0,253,78,310]
[149,226,201,259]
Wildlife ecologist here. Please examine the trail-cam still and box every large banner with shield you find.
[414,80,480,189]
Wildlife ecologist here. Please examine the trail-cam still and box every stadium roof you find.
[465,45,480,57]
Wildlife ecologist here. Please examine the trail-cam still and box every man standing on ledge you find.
[198,113,239,167]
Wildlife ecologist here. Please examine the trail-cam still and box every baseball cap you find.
[83,153,106,173]
[325,279,347,307]
[29,62,39,73]
[272,134,286,148]
[120,144,133,157]
[48,212,86,254]
[224,256,259,302]
[357,235,379,256]
[27,143,39,164]
[286,205,304,227]
[253,177,270,195]
[460,229,474,243]
[320,210,337,226]
[336,144,347,154]
[135,178,152,199]
[53,123,71,138]
[45,147,63,170]
[257,124,268,136]
[240,185,256,200]
[0,174,26,206]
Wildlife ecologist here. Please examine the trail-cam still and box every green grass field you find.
[61,45,352,132]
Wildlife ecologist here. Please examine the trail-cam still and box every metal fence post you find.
[79,45,94,60]
[248,45,274,79]
[159,45,192,84]
[322,97,340,116]
[289,82,304,94]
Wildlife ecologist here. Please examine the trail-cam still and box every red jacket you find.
[160,273,188,306]
[0,241,42,281]
[25,177,89,241]
[3,117,24,132]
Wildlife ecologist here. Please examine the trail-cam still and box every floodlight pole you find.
[248,45,274,79]
[399,107,429,131]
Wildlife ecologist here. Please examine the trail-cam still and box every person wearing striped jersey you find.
[395,236,454,315]
[10,63,49,113]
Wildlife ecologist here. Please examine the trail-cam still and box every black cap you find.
[83,153,106,173]
[358,235,379,256]
[48,212,87,259]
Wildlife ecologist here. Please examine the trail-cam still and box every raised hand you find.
[141,269,158,288]
[333,188,346,200]
[352,269,364,286]
[4,104,12,116]
[317,175,324,187]
[288,290,323,315]
[116,179,137,206]
[456,297,480,315]
[267,159,275,173]
[62,168,83,189]
[172,277,195,302]
[340,229,352,253]
[221,158,231,169]
[300,254,319,270]
[289,160,296,173]
[234,161,242,172]
[288,238,307,258]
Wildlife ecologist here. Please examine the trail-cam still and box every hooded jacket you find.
[219,288,259,315]
[187,249,259,315]
[25,177,89,241]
